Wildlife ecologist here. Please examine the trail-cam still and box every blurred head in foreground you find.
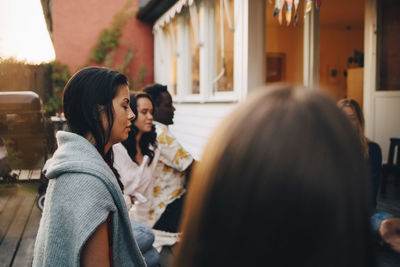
[173,86,374,267]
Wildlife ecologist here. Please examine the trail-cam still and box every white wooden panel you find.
[169,103,237,159]
[154,29,170,85]
[18,170,30,180]
[30,169,42,180]
[363,0,378,139]
[373,94,400,163]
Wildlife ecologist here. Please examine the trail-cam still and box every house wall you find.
[153,0,400,164]
[154,0,265,160]
[51,0,154,85]
[364,0,400,161]
[373,93,400,161]
[170,103,236,159]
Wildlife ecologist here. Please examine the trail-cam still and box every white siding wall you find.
[169,103,236,160]
[364,0,400,163]
[370,93,400,163]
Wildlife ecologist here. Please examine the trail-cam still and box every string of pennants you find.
[268,0,322,26]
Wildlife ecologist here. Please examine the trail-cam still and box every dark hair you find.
[173,86,374,267]
[63,66,127,190]
[122,93,157,165]
[142,83,168,107]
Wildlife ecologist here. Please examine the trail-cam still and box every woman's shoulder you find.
[113,142,127,153]
[113,143,133,163]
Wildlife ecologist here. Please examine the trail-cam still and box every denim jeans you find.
[371,209,394,234]
[131,220,160,267]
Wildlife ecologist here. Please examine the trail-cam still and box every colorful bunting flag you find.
[273,0,285,17]
[294,0,300,25]
[285,0,293,26]
[272,0,322,26]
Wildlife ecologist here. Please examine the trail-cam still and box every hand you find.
[130,195,136,205]
[379,217,400,254]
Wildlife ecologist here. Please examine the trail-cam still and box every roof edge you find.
[136,0,178,23]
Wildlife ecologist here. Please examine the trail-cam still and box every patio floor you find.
[0,183,41,267]
[1,180,400,267]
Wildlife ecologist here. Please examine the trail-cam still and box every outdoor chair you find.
[380,138,400,195]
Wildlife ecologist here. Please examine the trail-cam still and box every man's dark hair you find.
[143,84,168,107]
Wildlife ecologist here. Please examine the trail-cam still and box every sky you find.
[0,0,55,64]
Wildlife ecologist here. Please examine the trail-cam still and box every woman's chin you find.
[123,133,130,141]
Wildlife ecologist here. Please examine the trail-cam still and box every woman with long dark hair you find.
[33,67,145,267]
[173,86,375,267]
[113,93,160,227]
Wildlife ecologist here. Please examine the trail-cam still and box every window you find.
[377,0,400,91]
[189,5,200,94]
[213,0,234,92]
[155,0,237,102]
[168,20,178,96]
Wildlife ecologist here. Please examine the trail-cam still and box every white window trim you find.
[206,0,238,102]
[303,4,320,89]
[363,0,378,139]
[176,11,192,97]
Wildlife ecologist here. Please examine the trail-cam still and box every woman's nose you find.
[128,107,135,120]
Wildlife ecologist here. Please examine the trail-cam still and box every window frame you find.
[172,0,239,103]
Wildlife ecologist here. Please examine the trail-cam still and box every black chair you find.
[380,138,400,195]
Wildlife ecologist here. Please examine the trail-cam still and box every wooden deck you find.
[0,180,400,267]
[0,183,41,267]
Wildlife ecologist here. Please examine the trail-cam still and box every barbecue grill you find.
[0,91,55,206]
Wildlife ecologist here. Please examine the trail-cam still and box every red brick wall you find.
[51,0,154,87]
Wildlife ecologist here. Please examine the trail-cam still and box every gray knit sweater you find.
[33,131,146,267]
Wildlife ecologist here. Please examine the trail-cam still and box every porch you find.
[1,181,400,267]
[0,183,41,267]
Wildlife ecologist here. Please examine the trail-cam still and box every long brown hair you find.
[337,98,369,157]
[172,86,374,267]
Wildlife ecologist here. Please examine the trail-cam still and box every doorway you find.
[319,0,365,104]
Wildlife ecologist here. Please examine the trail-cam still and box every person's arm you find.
[80,220,111,267]
[379,217,400,254]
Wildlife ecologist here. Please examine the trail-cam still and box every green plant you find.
[84,0,149,91]
[89,0,137,64]
[44,61,71,115]
[132,64,149,91]
[115,47,135,76]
